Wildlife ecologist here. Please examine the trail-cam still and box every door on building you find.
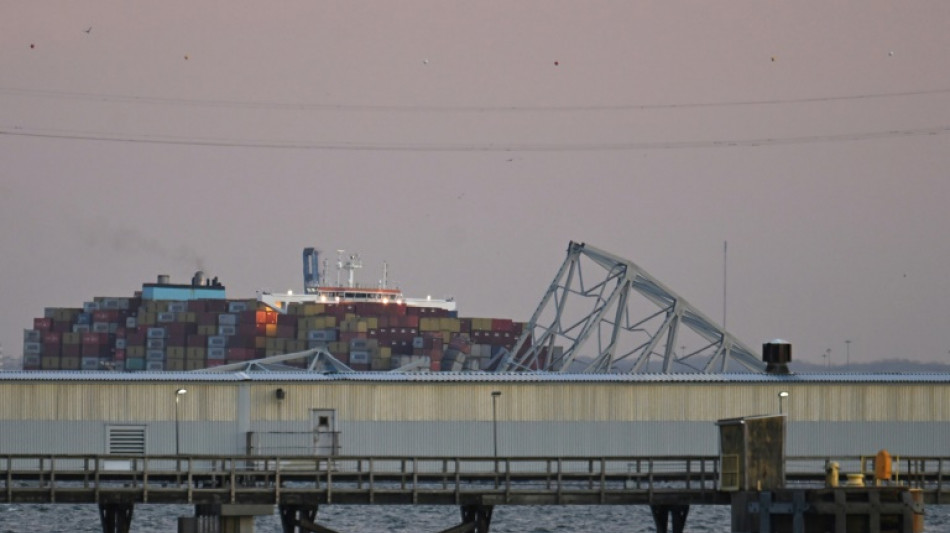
[310,409,338,456]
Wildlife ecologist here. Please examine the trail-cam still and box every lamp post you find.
[491,391,501,466]
[175,388,187,456]
[845,340,852,367]
[778,391,789,415]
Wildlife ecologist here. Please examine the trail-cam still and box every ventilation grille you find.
[107,425,146,455]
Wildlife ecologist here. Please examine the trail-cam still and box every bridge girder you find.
[500,241,765,374]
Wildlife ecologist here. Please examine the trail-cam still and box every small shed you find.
[717,414,786,492]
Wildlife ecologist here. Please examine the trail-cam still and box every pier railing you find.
[2,454,948,506]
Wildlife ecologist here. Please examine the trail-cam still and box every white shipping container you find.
[102,298,130,310]
[228,301,248,313]
[145,361,165,371]
[207,336,227,348]
[218,325,237,336]
[83,301,100,312]
[23,330,41,342]
[126,317,137,329]
[146,339,165,350]
[147,328,166,339]
[207,347,226,360]
[218,314,237,326]
[146,349,165,361]
[92,322,110,333]
[72,324,91,333]
[167,302,187,313]
[157,312,176,323]
[23,342,42,355]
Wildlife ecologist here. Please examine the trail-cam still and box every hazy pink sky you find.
[2,1,949,365]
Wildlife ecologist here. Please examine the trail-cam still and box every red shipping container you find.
[82,343,109,357]
[167,322,198,339]
[491,319,514,332]
[205,300,229,313]
[126,331,146,346]
[42,342,61,357]
[233,310,254,324]
[114,349,126,361]
[187,334,208,347]
[196,312,218,326]
[93,310,119,322]
[82,332,107,345]
[43,332,61,344]
[226,347,255,361]
[34,318,53,331]
[61,344,82,358]
[229,334,255,349]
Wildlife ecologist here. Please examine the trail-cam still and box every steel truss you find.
[500,242,765,374]
[192,347,354,373]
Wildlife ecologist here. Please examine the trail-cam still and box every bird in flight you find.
[84,26,92,34]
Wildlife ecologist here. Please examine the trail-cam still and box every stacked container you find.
[23,290,524,373]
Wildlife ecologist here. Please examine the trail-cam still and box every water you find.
[2,503,949,532]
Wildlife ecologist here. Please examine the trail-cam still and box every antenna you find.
[336,250,344,287]
[723,240,728,329]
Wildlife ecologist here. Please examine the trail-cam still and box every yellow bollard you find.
[875,449,892,486]
[825,461,840,488]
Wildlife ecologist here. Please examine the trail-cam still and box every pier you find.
[1,453,942,532]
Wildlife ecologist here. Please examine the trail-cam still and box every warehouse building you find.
[1,372,948,457]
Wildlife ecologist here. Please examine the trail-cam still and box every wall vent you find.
[107,425,146,455]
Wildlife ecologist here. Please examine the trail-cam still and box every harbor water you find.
[2,503,948,532]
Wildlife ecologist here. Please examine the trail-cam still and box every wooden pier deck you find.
[2,454,946,532]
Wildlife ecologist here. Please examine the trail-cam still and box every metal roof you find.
[1,370,949,384]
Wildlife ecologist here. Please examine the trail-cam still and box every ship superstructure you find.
[259,248,456,314]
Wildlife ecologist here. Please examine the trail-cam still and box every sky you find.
[2,1,949,367]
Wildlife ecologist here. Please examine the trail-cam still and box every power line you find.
[2,125,947,151]
[1,86,949,113]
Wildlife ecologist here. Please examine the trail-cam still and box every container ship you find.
[21,248,524,373]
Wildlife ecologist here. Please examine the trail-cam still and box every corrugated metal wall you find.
[1,379,947,456]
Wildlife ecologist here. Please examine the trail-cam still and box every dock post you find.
[98,502,134,533]
[649,504,689,533]
[279,504,338,533]
[459,504,494,533]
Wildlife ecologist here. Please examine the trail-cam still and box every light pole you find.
[845,340,852,367]
[778,391,789,415]
[491,391,501,464]
[175,388,187,456]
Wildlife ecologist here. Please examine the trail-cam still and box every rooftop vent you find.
[763,340,792,374]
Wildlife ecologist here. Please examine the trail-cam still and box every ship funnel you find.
[303,247,321,293]
[157,274,170,285]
